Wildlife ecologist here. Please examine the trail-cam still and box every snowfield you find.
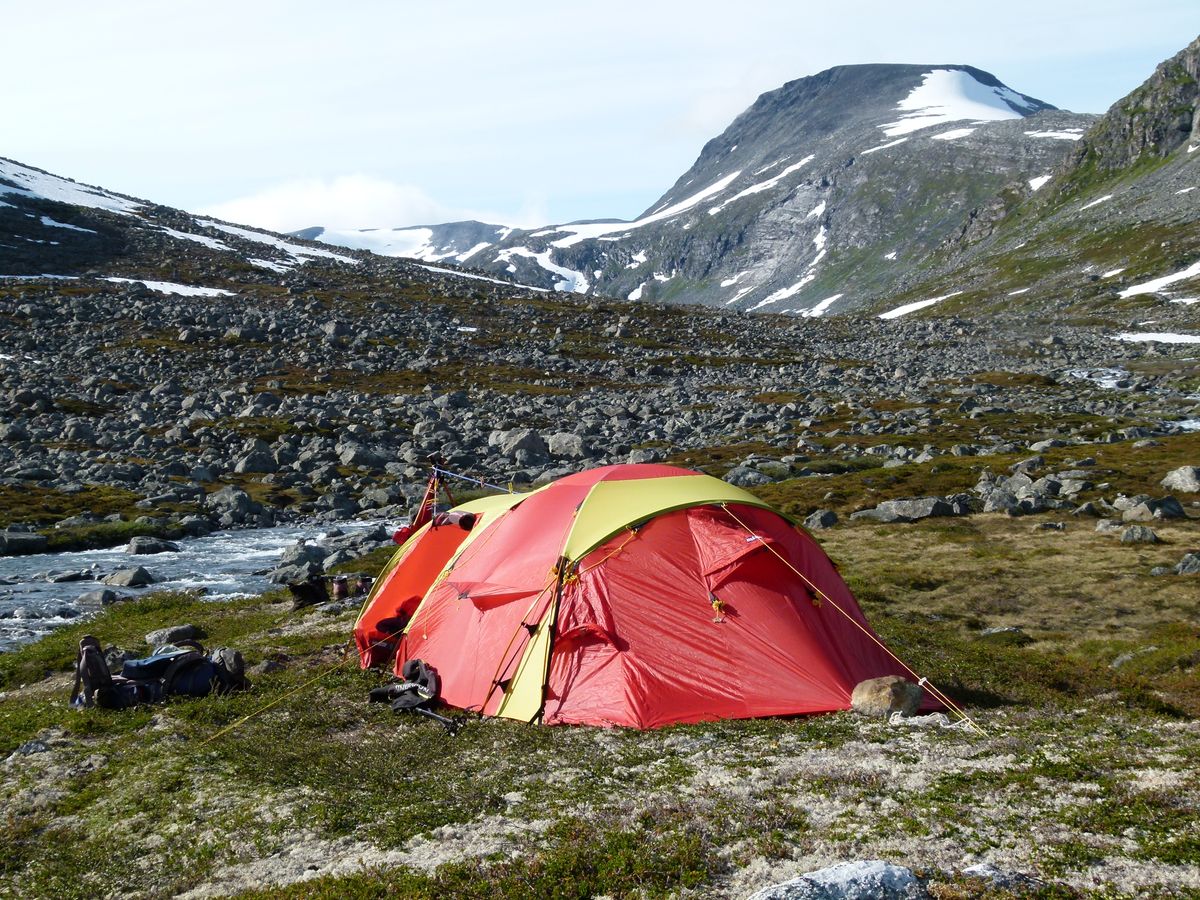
[495,247,588,293]
[707,156,814,216]
[1115,332,1200,344]
[1119,260,1200,299]
[199,221,359,266]
[881,69,1033,138]
[0,158,142,215]
[879,291,963,320]
[103,278,234,297]
[548,171,742,248]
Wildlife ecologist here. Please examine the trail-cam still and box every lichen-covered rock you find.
[1161,466,1200,493]
[747,860,929,899]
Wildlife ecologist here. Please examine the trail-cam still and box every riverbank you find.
[2,505,1197,899]
[0,520,392,652]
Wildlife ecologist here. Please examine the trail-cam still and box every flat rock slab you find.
[0,531,49,556]
[747,860,928,899]
[144,624,205,646]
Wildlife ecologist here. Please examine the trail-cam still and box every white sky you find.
[2,1,1196,232]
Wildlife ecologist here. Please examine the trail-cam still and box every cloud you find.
[197,174,537,232]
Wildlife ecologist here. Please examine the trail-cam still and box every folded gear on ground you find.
[71,636,252,709]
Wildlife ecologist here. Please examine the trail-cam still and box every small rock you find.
[1176,552,1200,575]
[961,863,1043,891]
[1121,525,1160,544]
[850,676,923,718]
[144,624,205,647]
[804,509,838,530]
[78,588,120,606]
[248,659,286,676]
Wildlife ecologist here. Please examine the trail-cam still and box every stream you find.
[0,519,389,652]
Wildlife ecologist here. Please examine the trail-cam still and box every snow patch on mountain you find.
[801,293,843,318]
[1115,331,1200,344]
[1029,175,1052,191]
[1025,129,1085,140]
[1119,259,1200,298]
[1080,194,1113,211]
[309,226,456,260]
[932,127,976,141]
[419,265,547,293]
[882,69,1030,138]
[39,216,96,234]
[159,226,231,251]
[0,158,142,215]
[879,291,963,320]
[549,170,742,248]
[103,277,233,297]
[456,242,491,262]
[707,156,814,215]
[200,222,359,266]
[862,138,908,155]
[495,247,588,293]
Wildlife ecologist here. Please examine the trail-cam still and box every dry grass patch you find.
[821,514,1199,643]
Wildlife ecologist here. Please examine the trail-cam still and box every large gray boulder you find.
[852,497,955,524]
[804,509,838,530]
[547,432,588,459]
[102,566,157,587]
[1161,466,1200,493]
[1121,525,1160,544]
[0,531,49,556]
[126,536,181,555]
[747,860,928,899]
[492,428,548,463]
[234,450,277,474]
[1122,496,1187,522]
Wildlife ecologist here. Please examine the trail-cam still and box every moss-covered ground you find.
[2,462,1197,898]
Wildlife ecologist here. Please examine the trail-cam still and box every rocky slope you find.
[853,35,1200,322]
[308,64,1095,316]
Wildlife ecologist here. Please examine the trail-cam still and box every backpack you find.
[71,638,251,708]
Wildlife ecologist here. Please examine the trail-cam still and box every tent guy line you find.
[718,502,985,736]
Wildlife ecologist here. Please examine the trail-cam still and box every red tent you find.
[355,463,919,728]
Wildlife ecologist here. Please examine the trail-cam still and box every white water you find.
[0,520,387,652]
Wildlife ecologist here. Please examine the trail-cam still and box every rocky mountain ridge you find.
[307,63,1096,317]
[883,34,1200,321]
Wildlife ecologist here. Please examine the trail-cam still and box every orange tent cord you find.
[720,503,986,736]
